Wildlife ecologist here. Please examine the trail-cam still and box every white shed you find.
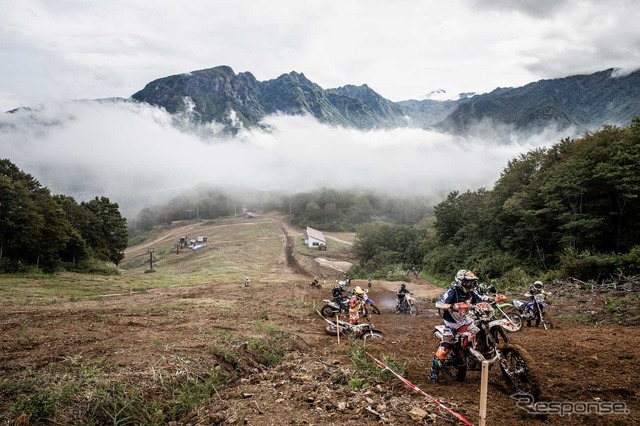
[305,226,326,249]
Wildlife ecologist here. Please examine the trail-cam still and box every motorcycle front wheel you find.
[502,308,523,332]
[500,344,540,400]
[370,305,381,315]
[539,311,553,330]
[409,301,418,316]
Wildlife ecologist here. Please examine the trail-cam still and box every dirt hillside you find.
[0,216,638,425]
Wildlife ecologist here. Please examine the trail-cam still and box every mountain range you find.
[130,66,640,137]
[10,66,640,138]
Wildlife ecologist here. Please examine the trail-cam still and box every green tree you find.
[82,197,128,265]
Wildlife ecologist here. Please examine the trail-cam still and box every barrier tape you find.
[365,352,474,426]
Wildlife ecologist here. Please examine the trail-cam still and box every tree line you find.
[0,159,128,273]
[129,186,433,234]
[353,120,640,285]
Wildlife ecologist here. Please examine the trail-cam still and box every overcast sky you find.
[1,0,639,218]
[2,0,639,111]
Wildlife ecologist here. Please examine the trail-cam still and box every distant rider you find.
[367,277,372,288]
[396,283,411,311]
[348,286,367,325]
[243,277,250,287]
[526,281,547,327]
[474,282,497,297]
[430,269,493,383]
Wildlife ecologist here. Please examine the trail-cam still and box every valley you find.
[0,215,638,425]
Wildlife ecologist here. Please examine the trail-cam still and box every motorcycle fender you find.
[490,318,518,332]
[512,299,526,310]
[468,347,486,363]
[496,302,514,309]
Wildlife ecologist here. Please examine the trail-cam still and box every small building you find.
[304,226,326,249]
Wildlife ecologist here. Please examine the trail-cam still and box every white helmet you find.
[531,281,543,291]
[455,269,479,290]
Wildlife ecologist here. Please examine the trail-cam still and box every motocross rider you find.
[430,269,493,383]
[332,283,349,307]
[243,277,250,287]
[475,282,497,297]
[348,286,367,325]
[396,283,411,310]
[526,281,547,327]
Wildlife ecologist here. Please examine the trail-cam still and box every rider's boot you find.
[429,356,442,383]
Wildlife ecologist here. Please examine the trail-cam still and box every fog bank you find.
[0,101,570,217]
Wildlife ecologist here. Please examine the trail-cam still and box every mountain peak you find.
[128,66,640,137]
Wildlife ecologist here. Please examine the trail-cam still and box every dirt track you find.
[1,218,639,425]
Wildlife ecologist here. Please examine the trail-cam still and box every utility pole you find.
[148,249,154,271]
[186,209,193,221]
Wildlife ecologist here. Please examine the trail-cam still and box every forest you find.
[353,120,640,284]
[0,159,128,273]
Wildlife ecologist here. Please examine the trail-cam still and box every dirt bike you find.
[320,297,349,317]
[319,311,383,341]
[476,290,522,332]
[490,299,523,332]
[395,293,418,315]
[432,302,540,399]
[512,292,552,330]
[365,296,381,315]
[310,279,322,289]
[321,292,380,316]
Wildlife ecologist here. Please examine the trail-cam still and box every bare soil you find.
[1,218,639,425]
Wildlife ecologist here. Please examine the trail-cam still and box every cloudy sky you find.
[1,0,639,218]
[2,0,639,110]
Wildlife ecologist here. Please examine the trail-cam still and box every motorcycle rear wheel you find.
[361,330,384,341]
[321,305,337,318]
[325,325,346,336]
[500,344,540,400]
[440,359,467,382]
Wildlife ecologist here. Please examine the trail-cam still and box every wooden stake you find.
[479,360,489,426]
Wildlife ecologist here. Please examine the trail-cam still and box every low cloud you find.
[0,101,570,217]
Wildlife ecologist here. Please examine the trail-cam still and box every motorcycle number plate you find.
[534,294,545,302]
